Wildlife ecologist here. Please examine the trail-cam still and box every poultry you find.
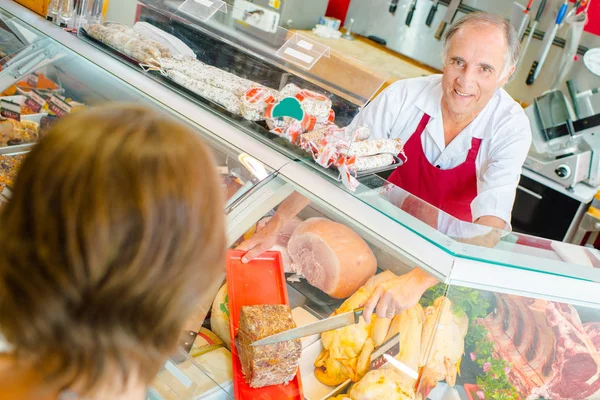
[348,369,416,400]
[416,297,469,400]
[314,270,399,386]
[343,303,424,400]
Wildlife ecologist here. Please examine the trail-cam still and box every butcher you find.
[238,12,531,322]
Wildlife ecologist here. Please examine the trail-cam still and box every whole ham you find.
[287,218,377,299]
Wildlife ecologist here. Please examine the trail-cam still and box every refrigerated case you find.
[3,2,600,400]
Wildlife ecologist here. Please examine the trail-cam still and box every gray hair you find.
[442,12,521,81]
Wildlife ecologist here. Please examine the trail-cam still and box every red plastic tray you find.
[226,249,303,400]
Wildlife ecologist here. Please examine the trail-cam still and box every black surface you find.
[511,174,581,241]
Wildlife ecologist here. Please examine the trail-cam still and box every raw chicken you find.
[288,218,377,298]
[314,271,398,386]
[417,297,469,400]
[339,303,424,400]
[393,303,425,377]
[348,369,415,400]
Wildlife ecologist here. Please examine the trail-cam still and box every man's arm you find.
[237,191,311,263]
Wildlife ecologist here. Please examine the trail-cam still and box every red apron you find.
[388,113,482,222]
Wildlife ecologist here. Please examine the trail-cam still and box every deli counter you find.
[2,2,600,400]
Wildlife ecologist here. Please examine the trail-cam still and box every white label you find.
[297,40,313,51]
[283,47,314,64]
[165,360,193,389]
[194,0,214,6]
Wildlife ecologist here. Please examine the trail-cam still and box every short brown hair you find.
[0,104,226,394]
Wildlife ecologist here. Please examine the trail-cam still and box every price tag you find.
[178,0,227,22]
[0,99,21,121]
[276,33,330,70]
[27,73,39,88]
[24,90,47,113]
[48,94,71,117]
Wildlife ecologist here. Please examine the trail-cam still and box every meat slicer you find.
[524,83,600,189]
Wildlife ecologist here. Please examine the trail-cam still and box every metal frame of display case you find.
[3,0,600,308]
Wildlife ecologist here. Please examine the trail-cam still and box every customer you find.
[0,105,225,399]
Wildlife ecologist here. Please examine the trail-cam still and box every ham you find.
[287,218,377,299]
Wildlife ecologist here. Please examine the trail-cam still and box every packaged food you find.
[85,22,171,65]
[167,70,242,115]
[342,138,404,158]
[240,87,276,121]
[278,84,333,124]
[354,154,396,171]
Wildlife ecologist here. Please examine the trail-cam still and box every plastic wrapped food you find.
[354,154,396,171]
[85,23,171,64]
[279,83,333,124]
[160,56,273,99]
[240,87,276,121]
[343,138,404,157]
[167,70,241,115]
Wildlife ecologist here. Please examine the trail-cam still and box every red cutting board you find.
[226,249,303,400]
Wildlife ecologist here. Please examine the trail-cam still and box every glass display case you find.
[2,2,600,400]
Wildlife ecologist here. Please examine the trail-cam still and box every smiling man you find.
[351,11,531,231]
[238,12,531,322]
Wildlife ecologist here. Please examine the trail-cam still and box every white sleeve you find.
[471,113,532,228]
[348,82,408,139]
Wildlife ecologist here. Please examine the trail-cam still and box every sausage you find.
[353,154,395,171]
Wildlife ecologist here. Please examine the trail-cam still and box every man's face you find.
[441,23,513,120]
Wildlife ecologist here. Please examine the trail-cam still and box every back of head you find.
[0,104,226,396]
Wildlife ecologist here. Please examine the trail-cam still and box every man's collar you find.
[414,76,443,118]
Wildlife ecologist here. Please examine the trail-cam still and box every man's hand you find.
[236,217,281,263]
[236,192,311,263]
[362,268,438,323]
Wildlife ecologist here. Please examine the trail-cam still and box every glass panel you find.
[221,177,423,400]
[0,8,42,62]
[0,9,281,400]
[73,0,387,184]
[414,282,600,400]
[355,173,600,279]
[0,10,274,207]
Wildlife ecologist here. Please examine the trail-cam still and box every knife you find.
[519,0,547,69]
[406,0,418,26]
[526,0,569,85]
[251,308,364,347]
[426,0,440,27]
[435,0,461,40]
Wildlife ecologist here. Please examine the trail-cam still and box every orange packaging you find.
[13,0,109,19]
[13,0,50,17]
